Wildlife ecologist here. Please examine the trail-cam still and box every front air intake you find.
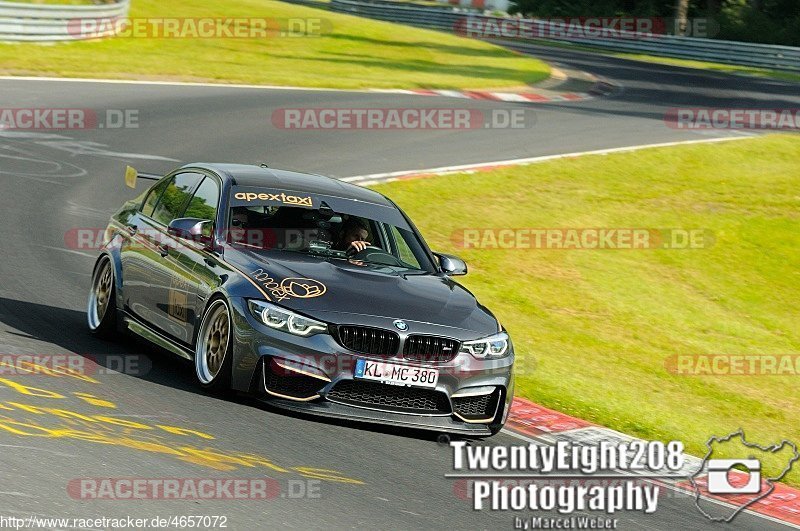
[327,380,451,415]
[452,388,501,423]
[263,358,326,401]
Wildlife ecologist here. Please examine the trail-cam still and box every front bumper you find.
[228,297,515,436]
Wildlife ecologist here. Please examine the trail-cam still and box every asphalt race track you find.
[1,48,799,529]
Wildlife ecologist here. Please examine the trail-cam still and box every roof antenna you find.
[259,162,269,168]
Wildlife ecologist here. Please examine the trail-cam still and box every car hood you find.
[225,248,499,336]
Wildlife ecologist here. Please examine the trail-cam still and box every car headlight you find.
[247,300,328,337]
[459,331,510,359]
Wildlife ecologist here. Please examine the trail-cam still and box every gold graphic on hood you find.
[251,269,326,301]
[281,278,326,298]
[234,192,312,207]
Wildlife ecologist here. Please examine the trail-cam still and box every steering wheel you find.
[346,244,380,256]
[348,246,404,267]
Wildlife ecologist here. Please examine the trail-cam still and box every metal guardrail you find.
[330,0,800,72]
[280,0,330,8]
[0,0,130,42]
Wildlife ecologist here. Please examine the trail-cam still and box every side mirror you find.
[435,253,467,276]
[167,218,214,249]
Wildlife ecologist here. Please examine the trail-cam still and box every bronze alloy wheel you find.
[87,256,116,336]
[195,299,231,386]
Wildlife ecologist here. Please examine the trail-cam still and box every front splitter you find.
[258,395,493,436]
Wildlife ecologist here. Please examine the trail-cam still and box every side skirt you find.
[119,310,194,361]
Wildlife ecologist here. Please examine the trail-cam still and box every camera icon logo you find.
[706,459,761,494]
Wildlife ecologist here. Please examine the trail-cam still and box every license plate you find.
[354,359,439,388]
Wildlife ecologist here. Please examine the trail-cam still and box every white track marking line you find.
[499,428,544,446]
[37,245,95,258]
[368,88,417,93]
[0,76,597,102]
[436,90,471,98]
[493,93,532,102]
[341,135,755,183]
[0,76,527,99]
[0,443,77,458]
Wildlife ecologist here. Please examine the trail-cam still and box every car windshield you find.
[227,204,435,273]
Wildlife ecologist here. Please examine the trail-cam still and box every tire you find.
[87,255,118,339]
[194,297,233,391]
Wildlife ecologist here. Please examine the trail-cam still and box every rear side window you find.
[141,179,169,217]
[151,172,203,226]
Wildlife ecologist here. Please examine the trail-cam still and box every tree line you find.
[508,0,800,46]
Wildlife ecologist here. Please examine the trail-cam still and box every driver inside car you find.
[229,207,252,244]
[334,218,371,253]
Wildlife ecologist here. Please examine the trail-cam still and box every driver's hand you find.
[348,241,370,253]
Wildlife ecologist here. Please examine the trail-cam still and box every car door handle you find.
[126,225,137,236]
[158,243,169,257]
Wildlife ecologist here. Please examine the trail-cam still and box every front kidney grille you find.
[327,380,451,414]
[403,335,460,363]
[336,326,399,357]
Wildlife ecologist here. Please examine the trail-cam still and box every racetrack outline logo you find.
[689,429,800,523]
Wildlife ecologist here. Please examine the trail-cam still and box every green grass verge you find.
[372,134,800,485]
[0,0,549,89]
